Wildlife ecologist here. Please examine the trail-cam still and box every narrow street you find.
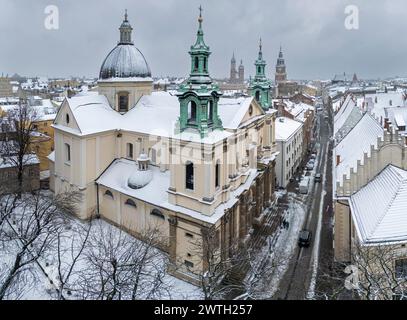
[273,104,333,300]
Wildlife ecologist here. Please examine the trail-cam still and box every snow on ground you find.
[0,195,201,300]
[244,193,307,299]
[265,194,307,297]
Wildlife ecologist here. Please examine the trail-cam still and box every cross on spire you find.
[198,5,203,27]
[124,9,128,21]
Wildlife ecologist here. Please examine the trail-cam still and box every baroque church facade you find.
[49,10,279,283]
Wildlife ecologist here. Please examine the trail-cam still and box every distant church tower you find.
[275,45,287,84]
[249,38,272,110]
[230,53,238,83]
[238,60,244,83]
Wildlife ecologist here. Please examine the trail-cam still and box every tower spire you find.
[119,10,133,44]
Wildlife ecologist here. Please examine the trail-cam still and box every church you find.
[49,10,279,283]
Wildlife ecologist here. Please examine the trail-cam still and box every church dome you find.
[99,11,151,80]
[99,45,151,79]
[128,169,153,189]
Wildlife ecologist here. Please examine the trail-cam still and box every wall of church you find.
[98,81,153,111]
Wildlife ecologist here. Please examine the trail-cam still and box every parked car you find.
[306,162,314,170]
[315,173,322,182]
[298,230,312,248]
[310,153,317,160]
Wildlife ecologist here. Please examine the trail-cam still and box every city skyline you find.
[1,0,407,80]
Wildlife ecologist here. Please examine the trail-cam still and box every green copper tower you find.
[249,38,272,110]
[176,6,223,138]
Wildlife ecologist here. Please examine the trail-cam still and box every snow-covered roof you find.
[335,113,384,186]
[47,151,55,162]
[334,95,358,136]
[96,158,259,224]
[55,91,244,144]
[275,117,302,141]
[217,97,257,129]
[350,165,407,245]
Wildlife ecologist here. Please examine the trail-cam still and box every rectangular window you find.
[126,143,133,159]
[185,232,194,239]
[184,260,194,268]
[65,143,71,162]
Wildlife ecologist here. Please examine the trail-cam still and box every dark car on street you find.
[298,230,312,248]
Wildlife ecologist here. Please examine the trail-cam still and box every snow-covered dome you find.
[99,11,151,80]
[128,168,153,189]
[99,44,151,80]
[137,153,149,161]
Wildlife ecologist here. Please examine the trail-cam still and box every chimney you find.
[336,155,341,166]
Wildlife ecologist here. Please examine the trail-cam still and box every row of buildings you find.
[332,89,407,297]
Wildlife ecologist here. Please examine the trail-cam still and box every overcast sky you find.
[1,0,406,80]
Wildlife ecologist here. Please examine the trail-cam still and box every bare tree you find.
[0,190,81,300]
[77,223,170,300]
[181,227,245,300]
[0,98,40,195]
[53,217,93,300]
[314,245,407,300]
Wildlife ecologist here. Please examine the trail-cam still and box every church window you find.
[249,105,253,116]
[187,101,197,123]
[151,209,165,220]
[118,92,129,112]
[65,143,71,162]
[203,57,207,71]
[255,91,260,102]
[208,101,213,121]
[258,66,261,74]
[125,198,137,208]
[194,57,199,71]
[186,161,194,190]
[66,114,70,124]
[126,143,133,159]
[104,190,114,199]
[215,161,220,188]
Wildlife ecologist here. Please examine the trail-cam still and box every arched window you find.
[187,101,197,123]
[66,114,70,124]
[208,101,213,122]
[215,161,220,188]
[118,92,129,112]
[255,91,260,102]
[194,57,199,71]
[104,190,114,199]
[203,57,207,71]
[258,66,261,74]
[186,161,194,190]
[151,208,165,220]
[65,143,71,162]
[125,199,137,208]
[126,143,133,159]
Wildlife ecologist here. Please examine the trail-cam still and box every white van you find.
[299,177,310,194]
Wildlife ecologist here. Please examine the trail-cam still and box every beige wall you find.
[98,81,153,112]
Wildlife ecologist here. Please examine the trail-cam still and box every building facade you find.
[274,117,303,188]
[50,11,279,284]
